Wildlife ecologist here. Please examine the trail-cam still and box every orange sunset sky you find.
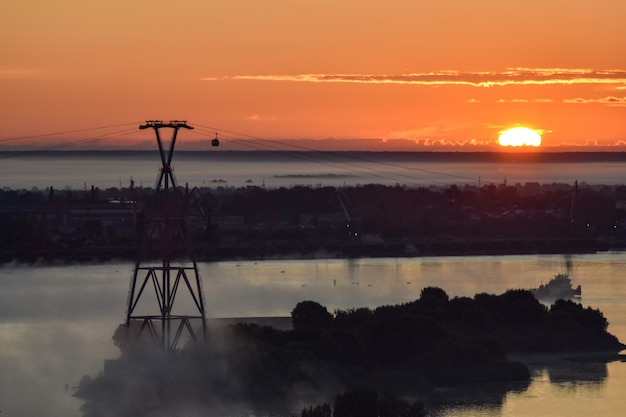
[1,1,625,151]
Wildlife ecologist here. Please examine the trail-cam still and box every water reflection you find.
[75,350,620,417]
[2,253,626,416]
[424,357,614,417]
[500,360,626,416]
[424,381,530,417]
[542,360,607,386]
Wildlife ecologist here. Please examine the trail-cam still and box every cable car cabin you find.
[212,134,220,147]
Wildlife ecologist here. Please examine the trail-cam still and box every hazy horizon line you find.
[1,137,626,153]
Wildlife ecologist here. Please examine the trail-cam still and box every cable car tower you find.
[125,120,208,350]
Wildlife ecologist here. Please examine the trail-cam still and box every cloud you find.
[497,98,554,103]
[207,68,626,89]
[383,124,496,147]
[562,96,626,106]
[417,138,493,147]
[384,121,472,141]
[499,98,529,103]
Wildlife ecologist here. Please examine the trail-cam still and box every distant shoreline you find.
[0,237,606,265]
[2,149,626,164]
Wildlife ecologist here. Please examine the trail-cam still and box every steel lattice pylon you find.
[125,120,206,350]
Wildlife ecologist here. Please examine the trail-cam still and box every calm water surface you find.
[1,252,625,416]
[2,151,626,190]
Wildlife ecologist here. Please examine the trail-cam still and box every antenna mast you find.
[125,120,207,350]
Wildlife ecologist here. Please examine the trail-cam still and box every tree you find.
[292,300,333,330]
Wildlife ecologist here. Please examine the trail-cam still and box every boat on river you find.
[530,273,581,301]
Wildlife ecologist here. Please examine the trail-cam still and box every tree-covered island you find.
[75,287,624,417]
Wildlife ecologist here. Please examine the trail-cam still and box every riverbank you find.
[1,236,606,264]
[2,180,624,265]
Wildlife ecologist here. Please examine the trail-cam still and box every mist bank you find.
[75,287,624,417]
[3,149,626,162]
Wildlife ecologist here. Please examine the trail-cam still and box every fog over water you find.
[1,151,626,190]
[2,151,626,415]
[1,253,626,416]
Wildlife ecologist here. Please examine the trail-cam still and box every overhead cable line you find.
[191,123,491,184]
[0,127,141,160]
[0,121,142,143]
[191,123,493,187]
[207,130,576,196]
[1,120,515,188]
[195,129,446,187]
[0,120,493,187]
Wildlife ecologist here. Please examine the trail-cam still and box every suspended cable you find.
[0,127,141,160]
[202,130,450,187]
[0,122,142,143]
[191,123,493,187]
[0,119,521,189]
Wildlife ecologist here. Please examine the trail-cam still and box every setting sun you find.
[498,127,542,148]
[1,2,625,150]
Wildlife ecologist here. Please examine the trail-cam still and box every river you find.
[1,252,625,416]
